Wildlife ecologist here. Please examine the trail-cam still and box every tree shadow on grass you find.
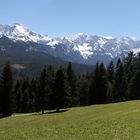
[0,109,69,118]
[31,109,69,116]
[47,109,69,114]
[0,114,12,119]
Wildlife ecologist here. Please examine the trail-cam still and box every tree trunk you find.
[42,109,44,114]
[56,108,59,112]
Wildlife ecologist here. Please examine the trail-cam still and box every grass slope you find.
[0,100,140,140]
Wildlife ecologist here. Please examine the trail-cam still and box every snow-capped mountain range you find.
[0,23,140,65]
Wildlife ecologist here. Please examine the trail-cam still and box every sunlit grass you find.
[0,100,140,140]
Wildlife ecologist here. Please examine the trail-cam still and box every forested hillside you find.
[0,52,140,117]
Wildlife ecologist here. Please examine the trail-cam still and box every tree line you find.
[0,51,140,117]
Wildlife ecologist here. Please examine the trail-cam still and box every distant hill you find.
[0,36,94,78]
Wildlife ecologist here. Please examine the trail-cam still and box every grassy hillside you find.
[0,100,140,140]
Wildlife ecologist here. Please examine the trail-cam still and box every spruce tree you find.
[28,79,37,112]
[20,79,30,113]
[113,59,127,102]
[135,52,140,69]
[98,62,108,103]
[107,61,114,83]
[34,77,41,112]
[14,79,22,113]
[138,53,140,69]
[89,62,100,105]
[106,61,115,103]
[53,66,69,112]
[0,79,2,115]
[38,66,48,114]
[45,65,55,110]
[129,70,140,100]
[67,62,78,107]
[1,62,13,117]
[89,62,108,104]
[123,51,135,82]
[78,75,89,106]
[21,89,30,113]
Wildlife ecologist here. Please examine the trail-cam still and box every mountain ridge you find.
[0,36,94,77]
[0,23,140,65]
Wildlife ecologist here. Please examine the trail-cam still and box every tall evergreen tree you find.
[106,61,115,103]
[53,67,69,112]
[38,66,48,114]
[0,77,2,115]
[89,62,100,105]
[89,62,108,105]
[135,52,140,69]
[20,79,30,113]
[138,53,140,69]
[0,62,13,116]
[14,79,22,113]
[78,74,89,106]
[129,70,140,100]
[67,62,78,107]
[107,61,114,83]
[21,89,30,113]
[45,65,55,110]
[123,51,135,82]
[28,78,37,112]
[113,59,127,102]
[98,62,108,103]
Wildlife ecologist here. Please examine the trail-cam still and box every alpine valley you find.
[0,23,140,76]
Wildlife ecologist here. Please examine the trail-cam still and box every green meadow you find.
[0,100,140,140]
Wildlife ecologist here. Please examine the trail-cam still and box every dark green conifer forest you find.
[0,52,140,117]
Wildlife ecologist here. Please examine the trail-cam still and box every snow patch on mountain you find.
[0,23,51,43]
[132,48,140,54]
[0,23,140,64]
[73,43,93,59]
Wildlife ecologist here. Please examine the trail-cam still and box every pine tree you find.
[78,74,89,106]
[107,61,114,83]
[98,62,108,103]
[106,61,115,103]
[67,62,78,107]
[28,78,37,112]
[123,51,135,82]
[20,79,30,113]
[0,80,2,115]
[21,89,30,113]
[134,52,140,70]
[89,62,100,105]
[0,62,13,117]
[53,67,69,112]
[46,65,55,110]
[14,79,22,113]
[113,59,127,102]
[138,53,140,69]
[89,62,108,104]
[129,70,140,100]
[38,66,48,114]
[34,77,41,112]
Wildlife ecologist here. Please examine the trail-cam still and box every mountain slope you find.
[0,23,140,65]
[0,100,140,139]
[0,36,94,77]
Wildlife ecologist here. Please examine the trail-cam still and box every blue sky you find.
[0,0,140,38]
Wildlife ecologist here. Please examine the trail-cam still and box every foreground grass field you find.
[0,100,140,140]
